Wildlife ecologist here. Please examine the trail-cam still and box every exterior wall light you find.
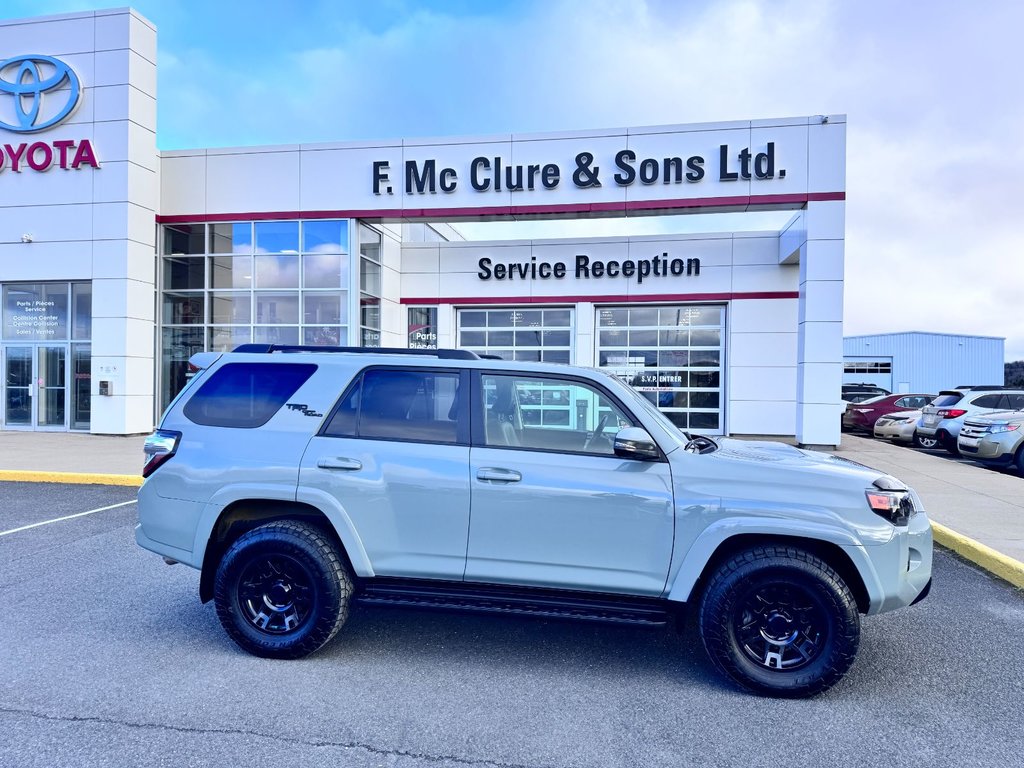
[21,233,33,243]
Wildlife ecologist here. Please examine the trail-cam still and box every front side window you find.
[480,374,632,456]
[324,368,462,444]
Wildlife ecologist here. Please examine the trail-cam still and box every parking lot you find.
[0,481,1021,767]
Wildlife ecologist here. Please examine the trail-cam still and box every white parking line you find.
[0,500,137,537]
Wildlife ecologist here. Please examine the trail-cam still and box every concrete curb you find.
[0,470,142,487]
[932,521,1024,590]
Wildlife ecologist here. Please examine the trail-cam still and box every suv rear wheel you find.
[698,546,860,698]
[214,520,353,659]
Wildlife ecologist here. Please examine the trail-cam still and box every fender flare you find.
[665,518,882,606]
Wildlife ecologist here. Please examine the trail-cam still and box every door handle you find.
[476,467,522,483]
[317,457,362,471]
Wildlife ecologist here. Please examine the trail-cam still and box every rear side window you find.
[931,394,964,407]
[1006,394,1024,410]
[971,394,1002,409]
[183,363,317,428]
[323,368,463,444]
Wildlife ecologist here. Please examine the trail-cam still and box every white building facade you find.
[0,8,847,446]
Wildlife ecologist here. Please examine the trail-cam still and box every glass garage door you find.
[596,305,724,434]
[457,308,573,364]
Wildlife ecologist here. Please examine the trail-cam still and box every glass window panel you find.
[659,350,689,367]
[542,330,571,346]
[359,224,382,263]
[514,329,543,346]
[303,292,345,325]
[254,326,299,345]
[163,224,205,255]
[689,392,720,409]
[598,308,628,327]
[72,283,91,340]
[303,326,344,346]
[685,307,722,326]
[303,253,347,288]
[516,310,543,326]
[460,311,486,328]
[210,293,252,325]
[666,411,688,429]
[208,326,252,352]
[408,307,438,349]
[544,309,572,326]
[71,343,90,430]
[489,330,515,346]
[690,371,720,388]
[628,307,659,326]
[690,350,721,367]
[303,220,348,253]
[629,330,658,346]
[514,350,541,362]
[690,329,721,347]
[210,255,253,289]
[255,221,300,254]
[255,254,300,289]
[542,350,570,364]
[163,257,205,290]
[162,292,205,325]
[689,412,720,430]
[210,223,253,254]
[659,329,688,346]
[161,326,205,412]
[360,296,380,329]
[360,260,382,295]
[361,327,381,347]
[599,330,627,347]
[461,330,486,346]
[255,293,299,324]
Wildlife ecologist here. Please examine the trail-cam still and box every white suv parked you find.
[137,345,932,698]
[918,387,1024,454]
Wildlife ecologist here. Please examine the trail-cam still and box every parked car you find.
[873,410,933,447]
[842,393,935,433]
[137,344,932,698]
[957,409,1024,471]
[842,383,891,403]
[918,387,1024,455]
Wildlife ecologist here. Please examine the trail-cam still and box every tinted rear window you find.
[930,394,964,407]
[184,362,317,428]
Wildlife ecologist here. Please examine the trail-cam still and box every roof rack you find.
[231,344,481,360]
[955,385,1015,391]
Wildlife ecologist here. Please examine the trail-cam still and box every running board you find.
[355,579,672,627]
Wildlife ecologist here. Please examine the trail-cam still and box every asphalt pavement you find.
[0,481,1022,767]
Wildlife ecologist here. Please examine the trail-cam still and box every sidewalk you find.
[0,429,1021,567]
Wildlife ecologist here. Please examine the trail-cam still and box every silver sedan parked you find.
[874,410,937,448]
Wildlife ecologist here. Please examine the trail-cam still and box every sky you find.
[10,0,1024,359]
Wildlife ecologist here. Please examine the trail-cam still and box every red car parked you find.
[842,393,936,432]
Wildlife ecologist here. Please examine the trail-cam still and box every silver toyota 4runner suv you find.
[137,345,932,698]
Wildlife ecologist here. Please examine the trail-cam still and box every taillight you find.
[143,429,182,478]
[937,409,967,419]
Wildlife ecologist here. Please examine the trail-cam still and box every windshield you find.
[931,394,964,407]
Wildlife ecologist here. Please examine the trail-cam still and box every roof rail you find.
[231,344,481,360]
[955,385,1014,391]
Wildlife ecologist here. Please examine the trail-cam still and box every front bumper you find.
[957,432,1018,463]
[874,421,916,442]
[846,510,933,615]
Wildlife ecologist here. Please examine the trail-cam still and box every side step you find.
[355,578,672,627]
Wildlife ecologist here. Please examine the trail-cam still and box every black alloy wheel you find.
[732,580,828,672]
[698,546,860,698]
[214,520,353,659]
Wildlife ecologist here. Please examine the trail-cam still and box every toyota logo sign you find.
[0,54,81,133]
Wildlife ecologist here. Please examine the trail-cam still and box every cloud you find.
[88,0,1024,360]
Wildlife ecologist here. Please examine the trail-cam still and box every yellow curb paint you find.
[932,521,1024,590]
[0,470,142,487]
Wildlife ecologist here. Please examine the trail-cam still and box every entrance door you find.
[4,347,33,427]
[2,345,68,429]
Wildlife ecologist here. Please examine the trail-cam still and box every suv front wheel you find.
[214,520,353,659]
[698,546,860,698]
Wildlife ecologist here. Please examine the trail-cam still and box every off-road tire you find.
[214,520,352,659]
[698,546,860,698]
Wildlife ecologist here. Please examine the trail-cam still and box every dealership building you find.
[0,8,847,445]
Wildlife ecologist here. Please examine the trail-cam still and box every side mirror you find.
[613,427,660,461]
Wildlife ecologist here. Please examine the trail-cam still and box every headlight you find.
[865,487,917,526]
